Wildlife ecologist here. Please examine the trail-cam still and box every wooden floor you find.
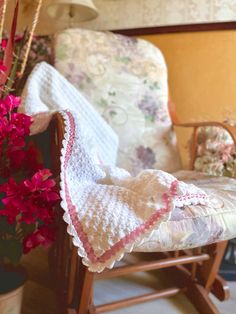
[21,248,236,314]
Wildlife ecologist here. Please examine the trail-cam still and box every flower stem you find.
[3,45,21,97]
[19,0,42,77]
[0,0,7,43]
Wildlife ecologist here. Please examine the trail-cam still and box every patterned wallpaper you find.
[77,0,236,30]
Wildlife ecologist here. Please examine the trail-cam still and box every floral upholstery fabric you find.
[194,122,236,177]
[54,29,181,175]
[135,170,236,252]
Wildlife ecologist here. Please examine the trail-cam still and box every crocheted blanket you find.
[21,62,209,272]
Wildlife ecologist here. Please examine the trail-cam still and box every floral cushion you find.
[135,170,236,252]
[54,29,181,175]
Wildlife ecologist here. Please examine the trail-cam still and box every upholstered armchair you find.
[47,29,236,314]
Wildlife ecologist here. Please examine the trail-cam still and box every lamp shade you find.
[46,0,98,22]
[4,0,98,36]
[39,0,98,34]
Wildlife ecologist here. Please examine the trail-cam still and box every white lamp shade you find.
[46,0,98,22]
[4,0,98,36]
[40,0,98,34]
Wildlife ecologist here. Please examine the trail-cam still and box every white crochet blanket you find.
[21,62,209,272]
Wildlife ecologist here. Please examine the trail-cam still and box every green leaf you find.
[0,217,16,236]
[56,46,67,60]
[109,110,117,117]
[4,239,22,266]
[98,98,108,108]
[20,223,35,237]
[149,81,160,90]
[86,77,92,84]
[0,239,7,260]
[116,56,131,64]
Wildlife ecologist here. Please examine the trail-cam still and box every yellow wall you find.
[141,31,236,167]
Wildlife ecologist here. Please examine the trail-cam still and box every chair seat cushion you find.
[135,171,236,252]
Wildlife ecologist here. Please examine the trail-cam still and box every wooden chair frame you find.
[48,105,236,314]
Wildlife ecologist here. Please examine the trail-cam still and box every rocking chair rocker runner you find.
[47,29,236,314]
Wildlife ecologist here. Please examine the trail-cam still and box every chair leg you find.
[88,302,97,314]
[186,282,220,314]
[198,241,228,290]
[158,244,228,314]
[163,264,220,314]
[211,274,230,301]
[76,259,94,314]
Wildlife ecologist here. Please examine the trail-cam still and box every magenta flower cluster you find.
[0,95,59,259]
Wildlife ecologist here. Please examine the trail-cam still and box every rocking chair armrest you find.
[50,112,66,144]
[49,113,66,177]
[173,120,236,170]
[168,99,236,144]
[173,121,236,145]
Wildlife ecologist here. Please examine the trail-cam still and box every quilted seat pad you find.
[136,170,236,252]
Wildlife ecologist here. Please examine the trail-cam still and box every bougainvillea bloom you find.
[4,95,21,111]
[0,2,59,266]
[0,169,59,225]
[23,225,56,254]
[0,95,59,260]
[1,39,7,49]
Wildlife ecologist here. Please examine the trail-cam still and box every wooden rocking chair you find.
[47,28,236,314]
[48,109,235,314]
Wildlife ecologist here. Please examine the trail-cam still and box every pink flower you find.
[220,144,234,163]
[0,93,59,257]
[0,60,7,73]
[5,142,43,176]
[24,169,60,205]
[0,116,8,143]
[0,178,20,200]
[0,178,23,223]
[0,169,59,225]
[23,143,43,175]
[23,226,56,254]
[14,35,24,42]
[0,206,20,224]
[1,39,7,49]
[7,113,32,149]
[7,149,26,170]
[4,95,21,112]
[23,233,37,254]
[10,113,31,136]
[24,169,56,192]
